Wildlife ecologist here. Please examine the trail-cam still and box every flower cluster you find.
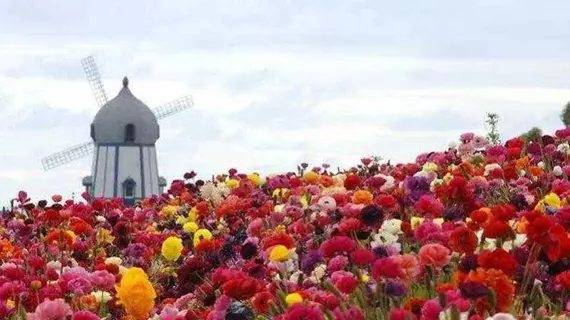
[4,129,570,319]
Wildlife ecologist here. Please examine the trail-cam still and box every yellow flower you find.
[422,162,438,172]
[544,193,562,208]
[115,268,156,320]
[248,173,263,186]
[66,230,77,242]
[285,292,303,305]
[433,218,444,225]
[188,207,198,222]
[535,192,562,212]
[193,229,213,247]
[360,274,370,283]
[443,173,453,184]
[274,204,285,213]
[176,216,187,225]
[183,222,199,233]
[269,245,293,262]
[6,299,15,309]
[161,236,184,261]
[226,178,239,188]
[161,205,178,216]
[410,217,424,230]
[96,228,115,245]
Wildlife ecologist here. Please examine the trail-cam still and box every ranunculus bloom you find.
[418,244,450,268]
[448,226,478,254]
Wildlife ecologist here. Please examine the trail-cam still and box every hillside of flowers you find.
[6,128,570,320]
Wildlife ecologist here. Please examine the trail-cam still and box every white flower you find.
[91,290,112,303]
[439,309,469,320]
[317,196,337,211]
[414,171,429,179]
[105,257,123,266]
[312,264,327,281]
[484,163,502,176]
[558,143,570,154]
[381,219,402,235]
[553,165,564,177]
[486,313,516,320]
[538,161,546,169]
[95,215,106,222]
[371,231,399,247]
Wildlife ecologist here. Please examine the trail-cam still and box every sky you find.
[1,0,570,205]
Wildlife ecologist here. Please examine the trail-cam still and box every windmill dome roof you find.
[91,77,159,144]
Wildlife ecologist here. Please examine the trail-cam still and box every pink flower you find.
[89,270,115,290]
[393,254,420,281]
[72,311,100,320]
[420,299,442,320]
[327,256,348,272]
[28,298,71,320]
[372,257,400,279]
[418,243,451,268]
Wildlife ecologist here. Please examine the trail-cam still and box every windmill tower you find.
[41,56,193,205]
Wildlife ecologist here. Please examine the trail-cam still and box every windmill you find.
[41,56,193,203]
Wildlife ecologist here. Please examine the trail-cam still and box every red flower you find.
[372,257,400,279]
[344,175,362,190]
[333,275,359,294]
[491,204,516,222]
[338,218,361,233]
[375,195,397,208]
[349,248,374,265]
[251,291,275,313]
[448,226,478,254]
[482,220,512,239]
[222,276,264,300]
[477,248,517,276]
[262,233,296,250]
[414,195,444,217]
[556,270,570,288]
[320,236,357,258]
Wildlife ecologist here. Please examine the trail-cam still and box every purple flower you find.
[300,251,323,274]
[459,282,489,299]
[385,280,407,297]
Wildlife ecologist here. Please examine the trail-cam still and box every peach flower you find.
[418,243,450,268]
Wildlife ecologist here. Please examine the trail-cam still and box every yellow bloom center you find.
[193,229,213,247]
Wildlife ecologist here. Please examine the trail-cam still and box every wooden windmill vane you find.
[41,56,193,204]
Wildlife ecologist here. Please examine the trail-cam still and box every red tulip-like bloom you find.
[448,226,478,254]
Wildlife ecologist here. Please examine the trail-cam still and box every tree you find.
[561,101,570,127]
[485,113,501,145]
[521,127,543,142]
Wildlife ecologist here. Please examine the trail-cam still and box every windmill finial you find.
[122,76,129,87]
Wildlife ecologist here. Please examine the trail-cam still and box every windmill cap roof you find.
[91,77,159,144]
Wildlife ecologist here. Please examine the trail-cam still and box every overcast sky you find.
[1,0,569,204]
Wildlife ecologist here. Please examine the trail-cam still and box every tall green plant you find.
[485,113,501,145]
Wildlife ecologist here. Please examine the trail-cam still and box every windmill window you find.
[123,179,136,198]
[90,124,95,140]
[125,124,136,143]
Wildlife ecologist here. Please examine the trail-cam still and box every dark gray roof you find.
[91,77,159,144]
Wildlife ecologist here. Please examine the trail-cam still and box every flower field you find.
[5,129,570,320]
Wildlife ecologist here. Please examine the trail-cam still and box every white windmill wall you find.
[91,144,160,199]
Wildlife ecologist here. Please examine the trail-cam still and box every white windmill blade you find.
[81,56,109,108]
[153,95,194,120]
[41,141,95,171]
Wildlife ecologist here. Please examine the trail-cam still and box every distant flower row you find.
[5,128,570,319]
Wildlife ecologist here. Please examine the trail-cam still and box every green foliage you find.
[485,113,501,145]
[561,101,570,127]
[521,127,543,142]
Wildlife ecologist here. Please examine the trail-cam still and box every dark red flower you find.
[375,195,397,208]
[222,276,264,300]
[491,204,516,222]
[349,248,374,265]
[482,220,512,239]
[251,291,275,313]
[344,175,362,190]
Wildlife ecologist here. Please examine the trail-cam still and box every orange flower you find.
[352,190,373,205]
[320,175,334,187]
[529,166,543,177]
[303,171,320,184]
[462,268,515,312]
[0,239,17,260]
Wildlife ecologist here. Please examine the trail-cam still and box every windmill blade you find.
[153,96,194,120]
[81,56,109,108]
[41,141,95,171]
